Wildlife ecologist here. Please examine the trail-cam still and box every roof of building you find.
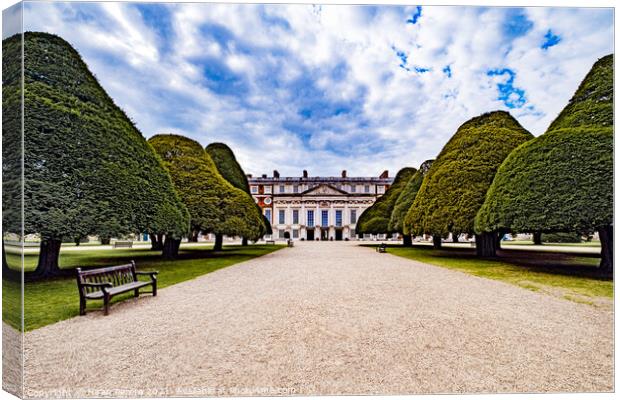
[247,170,394,184]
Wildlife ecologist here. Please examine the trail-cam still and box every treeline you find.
[2,32,268,280]
[357,54,613,272]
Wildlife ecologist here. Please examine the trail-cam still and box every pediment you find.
[301,184,348,196]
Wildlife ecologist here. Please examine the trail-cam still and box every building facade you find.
[248,170,394,241]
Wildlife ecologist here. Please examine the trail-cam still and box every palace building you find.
[248,170,394,241]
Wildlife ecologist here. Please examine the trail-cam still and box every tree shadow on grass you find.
[362,243,611,281]
[14,245,281,282]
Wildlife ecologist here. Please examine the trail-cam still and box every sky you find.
[11,1,615,177]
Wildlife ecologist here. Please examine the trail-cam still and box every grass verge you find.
[381,244,612,302]
[3,244,283,331]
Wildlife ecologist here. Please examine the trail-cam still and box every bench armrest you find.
[135,271,158,276]
[135,271,158,281]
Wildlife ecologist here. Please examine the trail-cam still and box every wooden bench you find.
[376,243,387,253]
[266,240,276,245]
[287,239,294,247]
[113,240,133,248]
[76,261,157,315]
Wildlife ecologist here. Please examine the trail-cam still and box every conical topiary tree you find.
[356,167,417,242]
[389,160,433,245]
[476,54,613,271]
[2,31,24,280]
[2,32,189,277]
[149,135,263,252]
[205,142,269,245]
[404,111,534,255]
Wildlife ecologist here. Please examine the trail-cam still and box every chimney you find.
[246,173,252,178]
[303,170,308,178]
[341,170,347,178]
[262,174,267,178]
[379,170,389,179]
[273,170,280,179]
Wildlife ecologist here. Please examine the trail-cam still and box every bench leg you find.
[103,293,110,316]
[134,288,140,298]
[79,297,86,316]
[152,280,157,297]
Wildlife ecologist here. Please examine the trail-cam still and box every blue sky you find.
[16,2,614,177]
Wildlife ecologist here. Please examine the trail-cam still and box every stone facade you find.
[248,170,394,240]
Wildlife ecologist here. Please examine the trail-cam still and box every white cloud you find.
[22,3,614,178]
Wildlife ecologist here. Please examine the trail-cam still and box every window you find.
[264,186,272,194]
[350,229,356,238]
[264,197,272,205]
[279,185,285,193]
[293,185,299,193]
[307,210,314,226]
[278,230,286,239]
[351,185,356,193]
[293,229,299,239]
[335,210,342,227]
[264,209,272,223]
[292,209,299,224]
[350,209,357,224]
[251,186,258,194]
[377,185,385,194]
[321,210,329,227]
[364,185,370,193]
[279,209,286,224]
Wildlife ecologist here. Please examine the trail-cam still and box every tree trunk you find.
[162,236,181,259]
[188,229,199,243]
[402,234,412,247]
[214,234,223,251]
[2,240,8,273]
[100,237,111,245]
[533,231,542,245]
[151,234,163,251]
[32,239,63,278]
[452,233,459,243]
[74,238,81,246]
[432,235,442,249]
[598,225,613,273]
[476,232,497,257]
[241,237,248,246]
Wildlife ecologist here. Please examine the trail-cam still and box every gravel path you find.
[22,241,613,397]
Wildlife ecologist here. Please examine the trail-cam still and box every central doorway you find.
[335,228,343,241]
[306,229,315,241]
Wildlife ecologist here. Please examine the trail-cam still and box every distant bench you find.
[76,261,157,315]
[266,240,276,245]
[113,240,133,248]
[376,243,387,253]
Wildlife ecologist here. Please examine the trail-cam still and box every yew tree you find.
[149,135,263,252]
[205,142,270,244]
[389,160,433,245]
[404,111,533,254]
[476,54,613,270]
[356,167,417,241]
[3,32,189,277]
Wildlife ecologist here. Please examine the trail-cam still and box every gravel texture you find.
[20,241,613,397]
[3,322,23,397]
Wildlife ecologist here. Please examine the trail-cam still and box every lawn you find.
[3,243,283,331]
[381,244,612,304]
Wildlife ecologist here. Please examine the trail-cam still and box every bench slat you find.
[85,281,152,299]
